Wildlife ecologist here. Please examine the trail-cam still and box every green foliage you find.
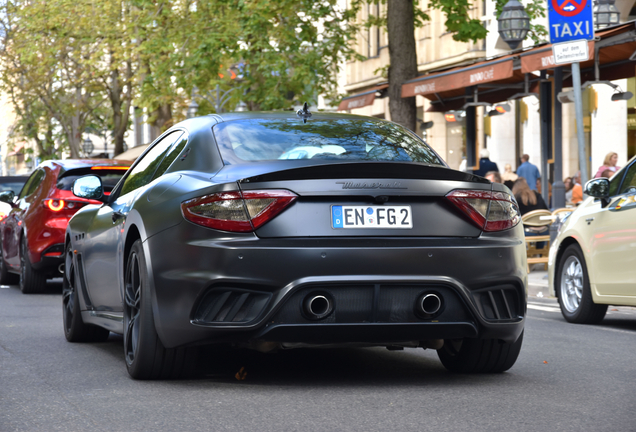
[1,0,364,159]
[360,0,546,44]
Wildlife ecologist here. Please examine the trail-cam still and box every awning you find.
[401,55,530,112]
[7,143,25,157]
[338,84,388,111]
[400,21,636,112]
[520,41,595,74]
[402,57,516,98]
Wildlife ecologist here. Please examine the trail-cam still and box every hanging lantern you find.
[593,0,620,29]
[498,0,531,50]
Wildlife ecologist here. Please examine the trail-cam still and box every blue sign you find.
[548,0,594,44]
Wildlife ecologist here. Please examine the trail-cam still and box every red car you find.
[0,160,131,293]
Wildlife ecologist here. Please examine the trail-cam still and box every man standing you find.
[473,149,499,177]
[516,154,541,191]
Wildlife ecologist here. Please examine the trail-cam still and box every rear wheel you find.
[62,244,110,342]
[556,244,607,324]
[19,237,46,294]
[123,240,197,380]
[437,332,524,373]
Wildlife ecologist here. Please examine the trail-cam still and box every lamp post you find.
[498,0,531,50]
[187,98,199,119]
[82,137,94,156]
[593,0,620,29]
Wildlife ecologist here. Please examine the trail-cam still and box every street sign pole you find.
[571,62,589,186]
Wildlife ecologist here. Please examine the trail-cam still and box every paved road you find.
[1,280,635,432]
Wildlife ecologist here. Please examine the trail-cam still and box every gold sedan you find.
[549,156,636,323]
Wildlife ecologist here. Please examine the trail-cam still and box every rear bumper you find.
[146,223,527,349]
[31,243,65,274]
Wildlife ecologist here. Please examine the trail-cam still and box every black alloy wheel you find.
[123,240,197,380]
[19,237,46,294]
[123,247,142,369]
[62,244,109,342]
[437,331,524,373]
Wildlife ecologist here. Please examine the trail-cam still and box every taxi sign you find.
[548,0,594,44]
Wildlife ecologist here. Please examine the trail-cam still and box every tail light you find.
[446,190,520,232]
[43,199,88,213]
[181,190,297,232]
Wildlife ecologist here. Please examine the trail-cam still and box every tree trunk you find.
[151,104,172,137]
[109,59,133,156]
[387,0,418,131]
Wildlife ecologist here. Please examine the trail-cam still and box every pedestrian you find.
[512,177,550,249]
[485,171,502,184]
[564,177,574,205]
[473,148,499,177]
[501,163,518,189]
[512,177,549,215]
[594,152,620,178]
[571,172,583,205]
[601,169,615,178]
[516,154,541,191]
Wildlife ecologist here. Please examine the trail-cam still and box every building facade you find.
[341,0,636,205]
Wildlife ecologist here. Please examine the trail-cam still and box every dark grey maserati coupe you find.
[63,109,527,379]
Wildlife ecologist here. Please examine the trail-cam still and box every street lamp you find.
[187,98,199,119]
[82,137,94,156]
[498,0,531,50]
[593,0,620,29]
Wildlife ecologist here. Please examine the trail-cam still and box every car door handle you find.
[112,211,126,223]
[586,217,594,225]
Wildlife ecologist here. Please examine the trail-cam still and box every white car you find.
[548,156,636,323]
[0,176,28,222]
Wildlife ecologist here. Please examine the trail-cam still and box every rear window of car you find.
[57,168,128,193]
[213,119,444,166]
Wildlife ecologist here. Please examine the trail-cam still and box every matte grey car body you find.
[63,112,527,379]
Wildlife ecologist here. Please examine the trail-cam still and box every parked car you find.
[62,111,526,379]
[0,160,131,292]
[549,155,636,323]
[0,176,29,222]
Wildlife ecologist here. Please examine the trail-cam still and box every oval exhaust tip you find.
[415,293,443,318]
[303,294,333,320]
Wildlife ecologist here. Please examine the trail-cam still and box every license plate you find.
[331,205,412,229]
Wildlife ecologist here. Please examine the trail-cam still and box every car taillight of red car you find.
[446,189,520,232]
[181,190,298,232]
[42,198,96,229]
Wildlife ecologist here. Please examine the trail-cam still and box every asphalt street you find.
[1,276,635,432]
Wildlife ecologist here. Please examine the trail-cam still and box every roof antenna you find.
[296,102,312,123]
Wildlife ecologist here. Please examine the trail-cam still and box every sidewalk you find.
[527,267,551,298]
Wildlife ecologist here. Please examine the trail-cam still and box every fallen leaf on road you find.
[543,361,548,364]
[235,366,247,381]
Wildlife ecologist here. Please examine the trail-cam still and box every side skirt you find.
[81,311,124,335]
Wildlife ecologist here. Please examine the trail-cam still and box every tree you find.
[0,0,108,158]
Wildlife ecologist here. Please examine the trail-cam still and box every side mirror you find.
[0,190,16,206]
[72,175,103,200]
[584,178,610,199]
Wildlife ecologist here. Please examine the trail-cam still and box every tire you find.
[555,244,607,324]
[19,237,47,294]
[123,240,197,380]
[62,243,110,343]
[437,331,524,373]
[0,240,18,285]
